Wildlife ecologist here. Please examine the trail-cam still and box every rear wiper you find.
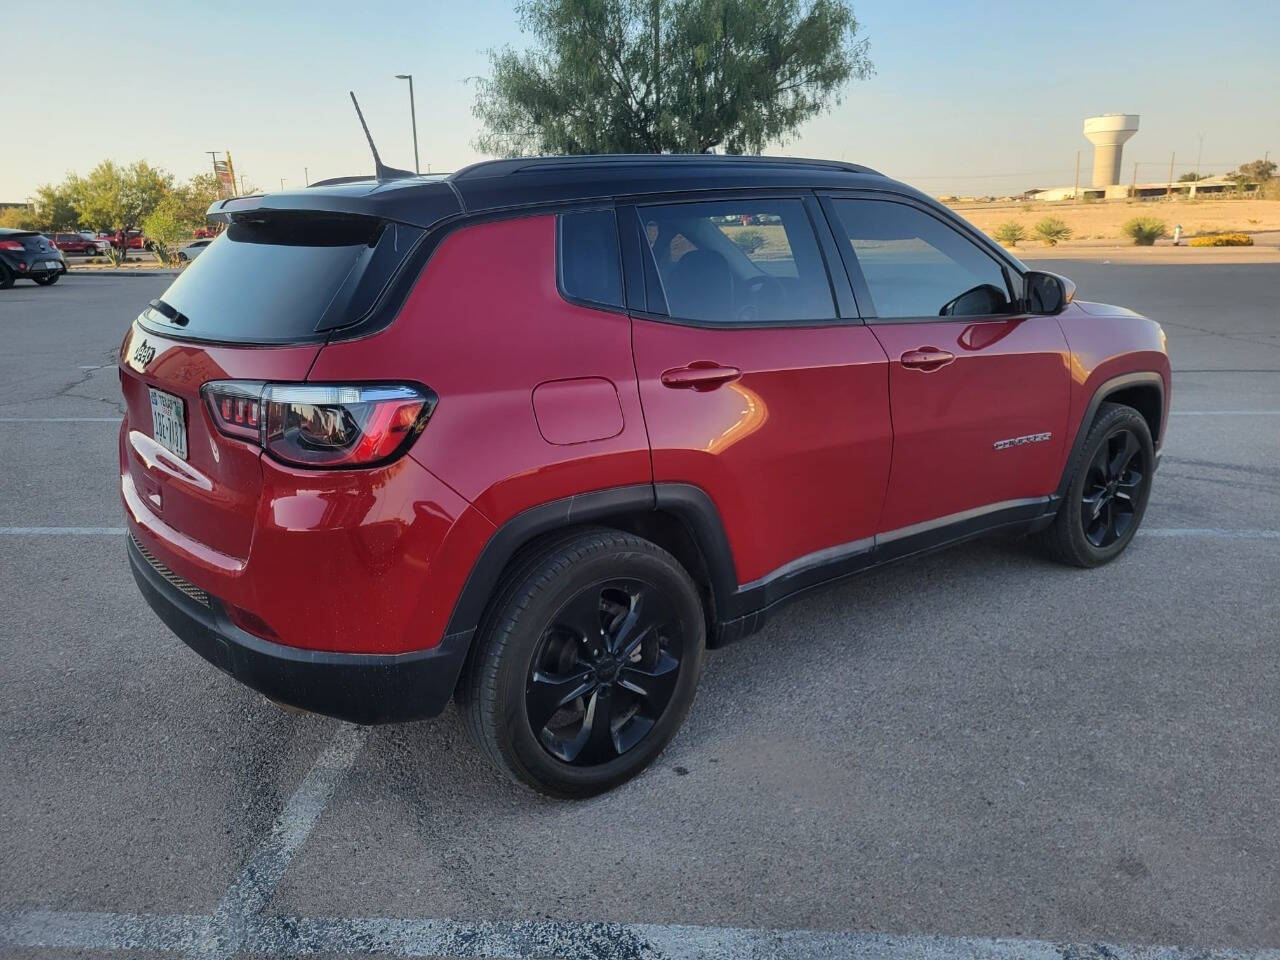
[148,298,190,327]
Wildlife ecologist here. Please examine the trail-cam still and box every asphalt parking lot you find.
[1,261,1278,960]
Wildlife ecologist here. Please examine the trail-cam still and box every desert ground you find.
[946,197,1280,247]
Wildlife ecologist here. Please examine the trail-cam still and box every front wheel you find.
[459,528,706,798]
[1038,401,1155,567]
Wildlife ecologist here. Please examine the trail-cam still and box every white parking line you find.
[3,909,1278,960]
[1142,528,1280,539]
[185,723,369,960]
[0,527,126,535]
[1170,410,1280,416]
[0,416,122,422]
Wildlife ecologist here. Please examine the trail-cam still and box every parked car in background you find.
[1,228,65,288]
[120,155,1170,797]
[176,238,213,262]
[50,232,103,256]
[107,230,150,250]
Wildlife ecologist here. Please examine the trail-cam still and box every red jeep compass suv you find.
[120,155,1169,796]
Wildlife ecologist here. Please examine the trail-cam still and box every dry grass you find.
[949,198,1280,246]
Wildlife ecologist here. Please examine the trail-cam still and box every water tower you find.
[1083,114,1140,186]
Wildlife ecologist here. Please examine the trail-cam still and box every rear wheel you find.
[0,264,13,289]
[1039,402,1154,567]
[34,272,60,286]
[459,528,706,798]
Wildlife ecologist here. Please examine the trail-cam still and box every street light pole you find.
[395,74,420,174]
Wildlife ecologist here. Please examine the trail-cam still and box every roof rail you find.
[451,154,880,180]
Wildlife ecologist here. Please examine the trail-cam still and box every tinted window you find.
[147,212,423,344]
[830,199,1014,319]
[639,199,834,324]
[558,209,623,308]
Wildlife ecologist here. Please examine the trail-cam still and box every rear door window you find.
[637,199,835,324]
[144,212,424,344]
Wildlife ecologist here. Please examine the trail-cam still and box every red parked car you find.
[49,232,105,256]
[107,230,150,250]
[119,156,1169,796]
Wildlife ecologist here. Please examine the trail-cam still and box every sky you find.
[3,0,1277,201]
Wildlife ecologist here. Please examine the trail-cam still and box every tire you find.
[34,272,61,286]
[0,264,13,290]
[459,527,706,798]
[178,253,189,262]
[1038,401,1155,567]
[87,246,99,257]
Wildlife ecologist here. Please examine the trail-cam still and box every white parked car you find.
[176,238,213,262]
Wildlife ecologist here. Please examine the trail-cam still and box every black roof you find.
[208,154,903,229]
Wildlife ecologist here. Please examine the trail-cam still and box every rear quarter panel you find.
[307,213,652,527]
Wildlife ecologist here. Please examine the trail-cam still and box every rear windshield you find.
[144,212,424,344]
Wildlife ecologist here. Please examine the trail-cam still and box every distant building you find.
[1025,176,1254,202]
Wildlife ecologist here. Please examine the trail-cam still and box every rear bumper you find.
[1,252,64,275]
[128,535,471,724]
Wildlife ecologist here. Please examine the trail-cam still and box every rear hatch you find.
[0,231,62,269]
[118,207,435,565]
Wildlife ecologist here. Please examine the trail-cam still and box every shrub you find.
[1033,216,1072,246]
[1187,233,1254,247]
[1122,217,1167,246]
[993,221,1026,247]
[730,230,766,255]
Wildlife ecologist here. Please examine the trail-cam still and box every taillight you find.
[0,240,24,251]
[202,381,435,468]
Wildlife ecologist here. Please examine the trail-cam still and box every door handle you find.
[660,362,742,391]
[900,347,955,372]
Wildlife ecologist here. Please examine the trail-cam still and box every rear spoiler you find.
[205,179,461,230]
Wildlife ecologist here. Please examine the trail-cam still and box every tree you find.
[0,206,38,230]
[1177,171,1207,182]
[67,160,173,235]
[167,173,222,225]
[32,183,82,231]
[142,175,223,265]
[474,0,872,156]
[1226,158,1276,183]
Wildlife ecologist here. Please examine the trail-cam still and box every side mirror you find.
[1024,271,1076,314]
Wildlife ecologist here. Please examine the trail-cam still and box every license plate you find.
[148,388,188,460]
[44,260,60,270]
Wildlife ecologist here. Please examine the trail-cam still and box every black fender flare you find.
[442,482,740,644]
[1055,371,1165,500]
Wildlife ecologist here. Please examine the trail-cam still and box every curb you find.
[65,269,181,278]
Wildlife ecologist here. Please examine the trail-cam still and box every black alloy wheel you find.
[1038,401,1155,568]
[1080,428,1146,547]
[527,577,683,766]
[459,527,706,798]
